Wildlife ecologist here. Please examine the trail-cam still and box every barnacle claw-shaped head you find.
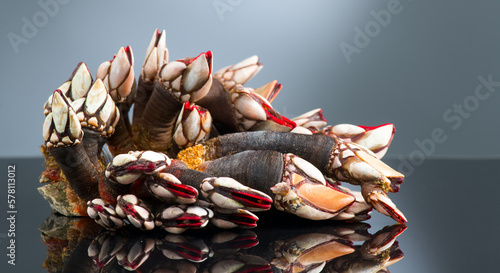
[87,198,125,230]
[67,62,93,101]
[230,84,295,131]
[271,154,355,220]
[328,139,406,222]
[362,224,406,258]
[115,235,155,271]
[328,138,404,193]
[88,231,125,268]
[201,177,273,212]
[43,62,92,115]
[105,151,171,185]
[173,102,212,149]
[155,205,213,234]
[214,55,263,90]
[142,29,168,83]
[252,80,281,103]
[291,108,327,133]
[156,234,211,262]
[42,89,83,148]
[115,194,155,230]
[72,79,120,137]
[322,123,396,159]
[362,184,407,223]
[330,187,372,222]
[272,233,354,273]
[96,46,135,103]
[211,208,259,229]
[159,51,213,103]
[332,224,405,272]
[145,172,198,204]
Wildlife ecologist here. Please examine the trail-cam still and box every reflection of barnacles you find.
[39,213,405,272]
[39,29,407,234]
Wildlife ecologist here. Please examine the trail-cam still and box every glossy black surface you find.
[0,157,498,272]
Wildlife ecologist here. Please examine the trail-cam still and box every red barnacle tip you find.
[183,51,210,66]
[248,91,296,129]
[357,123,396,134]
[183,101,196,111]
[372,224,407,250]
[233,235,259,249]
[263,104,296,129]
[177,215,204,228]
[124,45,134,65]
[125,162,159,172]
[174,243,208,262]
[155,28,162,38]
[167,183,198,198]
[231,213,258,228]
[204,51,213,68]
[230,191,273,210]
[315,108,326,122]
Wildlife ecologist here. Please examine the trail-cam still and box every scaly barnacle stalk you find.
[72,79,120,166]
[43,89,101,201]
[163,159,273,212]
[135,51,213,152]
[132,29,168,128]
[179,131,406,223]
[96,46,138,156]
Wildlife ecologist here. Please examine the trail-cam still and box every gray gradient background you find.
[1,0,500,160]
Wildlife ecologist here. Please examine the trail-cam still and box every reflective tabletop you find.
[0,157,498,272]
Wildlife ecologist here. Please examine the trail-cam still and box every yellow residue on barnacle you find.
[177,144,206,169]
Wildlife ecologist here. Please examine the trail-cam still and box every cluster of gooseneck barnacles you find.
[39,29,407,234]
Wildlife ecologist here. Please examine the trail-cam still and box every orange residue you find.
[177,144,206,169]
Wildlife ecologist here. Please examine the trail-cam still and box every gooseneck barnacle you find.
[39,28,407,235]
